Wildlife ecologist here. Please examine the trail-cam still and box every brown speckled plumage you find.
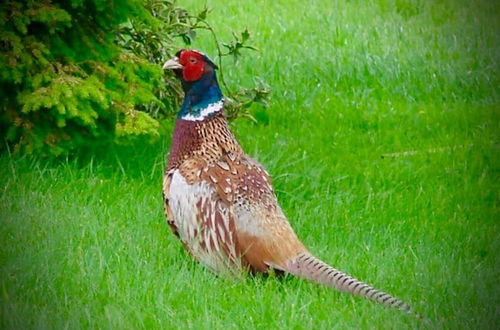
[167,114,242,173]
[164,112,306,273]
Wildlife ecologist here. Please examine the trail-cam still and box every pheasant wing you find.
[199,153,308,272]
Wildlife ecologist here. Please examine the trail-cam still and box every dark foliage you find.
[0,0,268,156]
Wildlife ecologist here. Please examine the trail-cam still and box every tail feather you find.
[284,253,412,313]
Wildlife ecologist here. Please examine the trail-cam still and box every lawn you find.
[1,0,499,328]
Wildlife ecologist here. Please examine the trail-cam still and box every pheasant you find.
[162,49,413,313]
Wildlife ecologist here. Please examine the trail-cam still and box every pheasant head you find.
[163,49,223,121]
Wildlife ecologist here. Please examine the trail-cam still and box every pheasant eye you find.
[189,57,197,64]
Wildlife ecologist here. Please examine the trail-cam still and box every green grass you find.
[1,0,499,328]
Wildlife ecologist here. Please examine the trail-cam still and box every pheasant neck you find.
[179,72,223,121]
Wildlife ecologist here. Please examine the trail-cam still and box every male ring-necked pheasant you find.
[162,49,413,313]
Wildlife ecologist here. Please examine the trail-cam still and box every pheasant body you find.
[162,49,414,313]
[164,113,306,274]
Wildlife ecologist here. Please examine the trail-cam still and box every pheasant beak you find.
[163,56,183,70]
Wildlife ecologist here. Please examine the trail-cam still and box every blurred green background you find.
[1,0,498,328]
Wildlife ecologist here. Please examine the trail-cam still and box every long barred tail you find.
[284,253,412,313]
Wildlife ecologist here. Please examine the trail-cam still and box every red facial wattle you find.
[179,50,205,82]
